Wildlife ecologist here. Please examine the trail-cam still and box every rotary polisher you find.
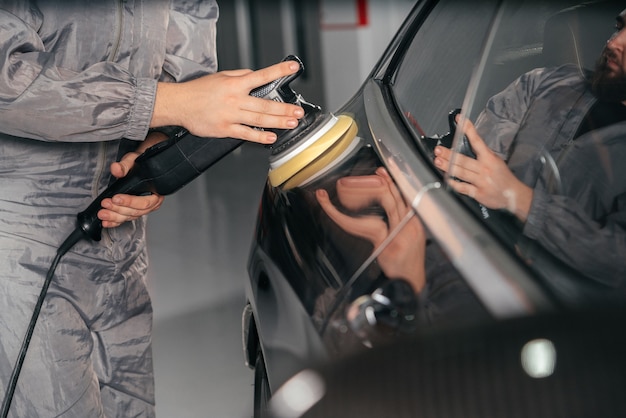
[1,54,360,417]
[77,55,358,240]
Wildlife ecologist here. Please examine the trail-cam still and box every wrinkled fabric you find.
[475,64,626,286]
[0,1,218,417]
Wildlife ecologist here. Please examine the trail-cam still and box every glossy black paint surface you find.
[243,0,626,407]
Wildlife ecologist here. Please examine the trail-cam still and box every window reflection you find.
[394,0,626,297]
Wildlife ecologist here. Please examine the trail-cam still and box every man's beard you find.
[589,48,626,103]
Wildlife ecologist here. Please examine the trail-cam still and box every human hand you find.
[152,60,305,144]
[98,132,166,228]
[316,167,426,292]
[433,116,533,222]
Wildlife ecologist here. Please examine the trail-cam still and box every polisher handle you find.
[250,55,304,104]
[76,131,242,240]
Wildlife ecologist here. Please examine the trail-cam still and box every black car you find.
[242,1,626,416]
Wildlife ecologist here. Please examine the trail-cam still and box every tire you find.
[253,351,271,418]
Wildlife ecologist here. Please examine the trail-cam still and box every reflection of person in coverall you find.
[316,8,626,327]
[0,1,303,417]
[435,8,626,285]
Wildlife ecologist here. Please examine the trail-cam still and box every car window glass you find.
[391,0,626,296]
[393,1,495,137]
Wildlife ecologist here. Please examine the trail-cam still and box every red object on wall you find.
[320,0,369,30]
[356,0,369,26]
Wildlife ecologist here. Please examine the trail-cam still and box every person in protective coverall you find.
[434,7,626,286]
[0,1,304,417]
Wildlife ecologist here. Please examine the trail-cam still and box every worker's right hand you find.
[151,60,305,144]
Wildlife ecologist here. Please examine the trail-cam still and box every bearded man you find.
[434,7,626,286]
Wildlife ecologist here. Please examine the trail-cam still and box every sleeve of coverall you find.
[147,0,219,138]
[525,187,626,287]
[0,9,156,143]
[474,67,552,158]
[161,0,219,83]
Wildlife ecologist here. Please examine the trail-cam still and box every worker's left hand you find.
[98,133,167,228]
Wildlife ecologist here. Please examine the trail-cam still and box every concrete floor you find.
[146,143,271,418]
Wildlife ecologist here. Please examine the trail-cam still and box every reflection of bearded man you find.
[589,46,626,103]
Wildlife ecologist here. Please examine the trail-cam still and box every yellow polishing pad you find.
[282,120,359,190]
[269,114,356,188]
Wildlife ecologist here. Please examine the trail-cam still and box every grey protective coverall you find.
[476,64,626,286]
[0,1,218,416]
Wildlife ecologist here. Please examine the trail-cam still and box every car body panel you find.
[243,0,626,406]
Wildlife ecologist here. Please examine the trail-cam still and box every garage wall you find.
[319,0,416,110]
[217,0,417,112]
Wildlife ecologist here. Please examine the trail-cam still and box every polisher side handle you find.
[76,131,242,241]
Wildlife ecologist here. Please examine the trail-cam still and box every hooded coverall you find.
[0,1,218,416]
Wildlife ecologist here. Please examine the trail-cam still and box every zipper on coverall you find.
[95,0,125,247]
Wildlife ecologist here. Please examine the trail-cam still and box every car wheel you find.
[253,350,271,418]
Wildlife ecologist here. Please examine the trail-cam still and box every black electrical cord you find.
[0,228,84,418]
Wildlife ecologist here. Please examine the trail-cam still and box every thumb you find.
[110,152,140,179]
